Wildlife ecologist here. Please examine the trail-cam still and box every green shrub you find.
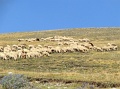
[0,74,34,89]
[76,83,95,89]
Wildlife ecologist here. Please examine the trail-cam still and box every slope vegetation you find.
[0,28,120,88]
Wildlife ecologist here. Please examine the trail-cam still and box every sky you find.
[0,0,120,33]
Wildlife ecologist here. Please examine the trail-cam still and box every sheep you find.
[102,46,111,51]
[94,46,103,52]
[17,47,22,50]
[55,46,61,53]
[109,45,118,51]
[77,45,89,53]
[17,50,23,58]
[107,43,117,46]
[12,45,18,48]
[18,39,25,42]
[0,36,118,61]
[69,44,89,53]
[81,42,94,49]
[18,44,27,49]
[51,46,61,53]
[40,38,46,41]
[102,43,118,51]
[37,45,43,48]
[28,45,35,49]
[11,45,19,52]
[17,49,30,59]
[112,45,118,51]
[107,43,118,51]
[4,46,11,52]
[0,46,4,52]
[27,51,41,58]
[18,38,39,42]
[66,46,75,52]
[61,47,68,53]
[45,48,52,54]
[57,42,63,46]
[11,47,17,52]
[28,38,39,42]
[79,38,90,42]
[38,47,48,53]
[23,48,29,53]
[63,42,70,45]
[41,51,50,56]
[5,51,18,60]
[0,52,7,60]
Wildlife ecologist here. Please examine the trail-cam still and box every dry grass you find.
[0,28,120,88]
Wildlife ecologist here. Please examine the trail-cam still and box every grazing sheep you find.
[17,47,22,50]
[102,43,118,51]
[61,47,67,53]
[107,43,116,46]
[113,45,118,51]
[18,44,27,49]
[63,42,70,45]
[77,45,89,53]
[5,51,18,60]
[0,52,7,60]
[0,46,4,52]
[27,51,41,58]
[11,47,17,52]
[23,48,29,53]
[17,50,23,58]
[109,45,118,51]
[81,42,94,49]
[57,42,63,46]
[37,45,43,48]
[18,38,39,42]
[107,43,118,51]
[66,46,75,52]
[4,46,11,52]
[12,45,18,48]
[102,46,111,51]
[41,51,50,56]
[18,39,25,42]
[79,38,90,42]
[0,36,118,61]
[94,46,103,52]
[51,46,61,53]
[28,45,34,49]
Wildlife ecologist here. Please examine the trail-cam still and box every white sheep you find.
[0,46,4,52]
[94,46,103,52]
[77,45,89,53]
[27,51,41,58]
[102,46,111,51]
[5,51,18,60]
[4,46,11,52]
[41,51,50,56]
[0,52,7,60]
[28,45,35,49]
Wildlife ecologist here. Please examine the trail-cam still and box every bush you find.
[19,85,38,89]
[0,74,33,89]
[76,83,95,89]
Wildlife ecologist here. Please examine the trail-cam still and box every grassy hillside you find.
[0,28,120,88]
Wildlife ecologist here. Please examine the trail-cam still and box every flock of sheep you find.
[0,36,118,60]
[18,38,39,42]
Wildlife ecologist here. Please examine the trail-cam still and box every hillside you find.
[0,28,120,88]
